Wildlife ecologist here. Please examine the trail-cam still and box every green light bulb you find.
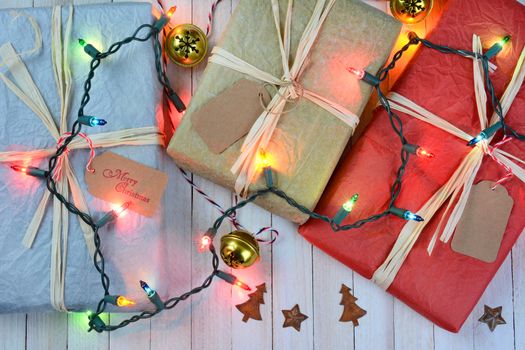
[342,194,359,212]
[78,38,86,47]
[485,35,511,59]
[498,35,511,47]
[333,193,359,225]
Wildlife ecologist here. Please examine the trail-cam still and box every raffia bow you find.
[372,35,525,289]
[0,7,163,310]
[209,0,360,195]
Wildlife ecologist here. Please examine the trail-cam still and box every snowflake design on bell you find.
[400,0,426,17]
[175,31,200,58]
[165,23,208,68]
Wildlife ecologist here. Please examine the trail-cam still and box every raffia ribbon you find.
[372,35,525,289]
[209,0,360,195]
[0,7,163,311]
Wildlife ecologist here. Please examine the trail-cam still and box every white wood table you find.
[1,0,524,349]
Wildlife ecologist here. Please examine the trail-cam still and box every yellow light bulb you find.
[259,150,270,168]
[116,296,136,307]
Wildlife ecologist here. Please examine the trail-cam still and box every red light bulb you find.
[234,279,252,291]
[198,235,212,252]
[113,202,131,217]
[10,165,47,178]
[215,270,252,291]
[166,6,177,18]
[347,67,365,80]
[11,165,28,174]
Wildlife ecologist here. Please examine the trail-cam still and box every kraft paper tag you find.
[85,152,168,217]
[451,181,514,263]
[192,79,271,154]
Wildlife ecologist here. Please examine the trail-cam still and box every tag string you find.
[488,136,514,189]
[178,167,279,244]
[254,226,279,244]
[53,132,95,181]
[206,0,224,37]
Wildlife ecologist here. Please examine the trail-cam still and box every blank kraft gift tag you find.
[192,79,271,154]
[85,152,168,217]
[452,181,514,263]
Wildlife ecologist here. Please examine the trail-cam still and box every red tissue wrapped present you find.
[299,0,525,332]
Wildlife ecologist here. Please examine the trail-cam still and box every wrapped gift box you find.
[167,0,401,224]
[0,3,174,312]
[299,0,525,332]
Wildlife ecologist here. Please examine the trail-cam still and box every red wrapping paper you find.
[299,0,525,333]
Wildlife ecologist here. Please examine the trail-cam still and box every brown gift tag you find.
[191,79,271,154]
[451,181,514,263]
[85,152,168,217]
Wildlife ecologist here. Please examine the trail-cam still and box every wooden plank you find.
[109,314,150,350]
[190,175,234,350]
[68,313,110,350]
[231,202,273,350]
[512,232,525,350]
[473,256,515,350]
[225,2,273,348]
[354,274,394,350]
[27,313,68,350]
[0,314,26,350]
[272,218,314,350]
[149,1,193,349]
[189,1,236,350]
[312,248,355,349]
[434,315,474,350]
[394,300,434,350]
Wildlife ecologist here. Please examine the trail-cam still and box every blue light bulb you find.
[139,279,165,310]
[467,132,487,146]
[468,121,503,146]
[78,115,107,127]
[90,117,107,126]
[140,280,156,298]
[404,211,424,222]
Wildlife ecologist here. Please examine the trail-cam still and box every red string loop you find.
[53,132,95,181]
[487,136,513,189]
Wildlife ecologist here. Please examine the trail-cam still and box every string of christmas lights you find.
[9,5,514,331]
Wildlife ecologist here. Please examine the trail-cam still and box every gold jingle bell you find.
[165,23,208,68]
[390,0,433,24]
[220,230,260,269]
